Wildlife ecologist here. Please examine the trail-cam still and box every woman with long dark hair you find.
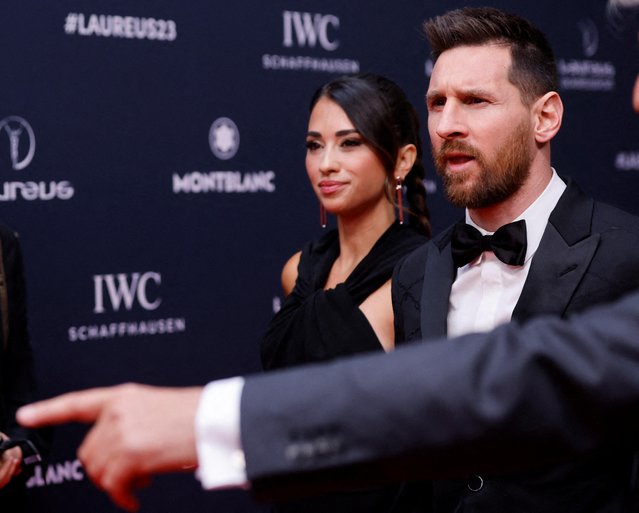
[260,74,431,512]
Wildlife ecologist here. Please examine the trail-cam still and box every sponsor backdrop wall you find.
[2,0,638,511]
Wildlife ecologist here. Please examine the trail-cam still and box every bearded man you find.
[392,6,639,513]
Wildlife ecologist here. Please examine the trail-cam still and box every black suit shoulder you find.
[561,199,639,315]
[392,228,453,344]
[392,246,427,345]
[591,199,639,232]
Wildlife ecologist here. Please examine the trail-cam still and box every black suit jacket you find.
[391,180,639,512]
[242,291,639,503]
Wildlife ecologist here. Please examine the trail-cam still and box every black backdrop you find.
[2,1,638,511]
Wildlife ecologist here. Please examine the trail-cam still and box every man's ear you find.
[533,91,563,144]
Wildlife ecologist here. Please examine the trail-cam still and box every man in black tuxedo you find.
[392,7,639,513]
[0,224,44,511]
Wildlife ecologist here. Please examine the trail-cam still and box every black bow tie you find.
[451,219,527,268]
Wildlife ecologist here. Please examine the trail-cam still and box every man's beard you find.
[433,121,533,209]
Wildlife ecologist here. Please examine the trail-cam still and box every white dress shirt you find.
[447,170,566,337]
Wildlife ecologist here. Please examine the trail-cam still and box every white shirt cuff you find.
[195,376,249,489]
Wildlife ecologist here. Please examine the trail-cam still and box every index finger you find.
[17,387,115,428]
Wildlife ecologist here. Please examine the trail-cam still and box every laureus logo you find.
[557,18,614,92]
[0,116,35,170]
[209,117,239,160]
[578,19,599,58]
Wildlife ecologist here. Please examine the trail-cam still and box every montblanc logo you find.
[27,459,85,488]
[262,10,358,73]
[67,271,186,342]
[172,117,276,195]
[282,11,340,51]
[209,117,239,161]
[0,116,35,171]
[93,272,162,313]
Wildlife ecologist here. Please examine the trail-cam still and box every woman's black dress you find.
[260,221,428,512]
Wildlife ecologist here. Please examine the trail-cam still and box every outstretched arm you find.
[17,290,639,509]
[242,289,639,498]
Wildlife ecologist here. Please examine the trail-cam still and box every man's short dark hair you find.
[424,7,558,105]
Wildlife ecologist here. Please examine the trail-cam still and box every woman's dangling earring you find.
[320,203,327,228]
[395,176,404,224]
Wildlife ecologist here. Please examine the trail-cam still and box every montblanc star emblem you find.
[209,117,240,160]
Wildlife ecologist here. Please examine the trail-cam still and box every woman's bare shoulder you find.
[281,251,302,296]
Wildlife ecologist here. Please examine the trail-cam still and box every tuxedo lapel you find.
[420,231,457,339]
[514,180,600,321]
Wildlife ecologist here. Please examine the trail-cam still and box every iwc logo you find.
[209,117,239,161]
[67,271,187,342]
[282,11,340,51]
[0,116,35,171]
[262,10,359,73]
